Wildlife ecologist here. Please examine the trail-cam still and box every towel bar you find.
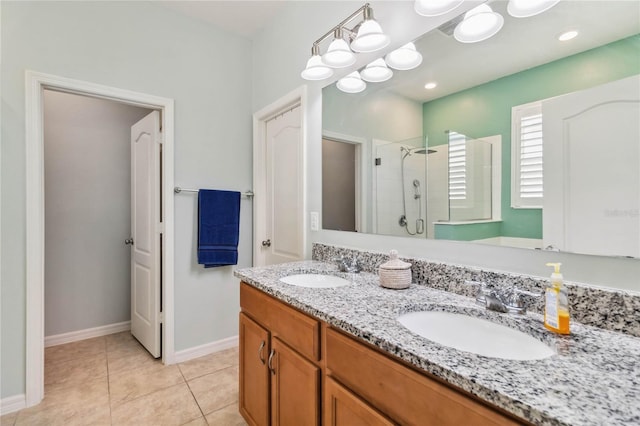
[174,186,254,198]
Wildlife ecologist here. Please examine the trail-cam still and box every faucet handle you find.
[464,280,490,305]
[505,287,542,314]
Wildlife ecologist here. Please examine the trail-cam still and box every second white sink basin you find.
[280,274,350,288]
[398,311,555,360]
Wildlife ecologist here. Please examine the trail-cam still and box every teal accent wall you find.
[434,221,502,241]
[423,34,640,241]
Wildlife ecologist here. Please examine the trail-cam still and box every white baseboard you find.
[1,394,26,416]
[174,335,239,364]
[45,321,131,347]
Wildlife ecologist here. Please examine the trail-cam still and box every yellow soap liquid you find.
[545,311,570,335]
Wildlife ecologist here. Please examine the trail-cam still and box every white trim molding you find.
[1,394,26,416]
[25,70,176,408]
[252,85,308,266]
[173,336,239,364]
[44,321,131,348]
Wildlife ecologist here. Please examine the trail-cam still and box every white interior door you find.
[130,111,161,357]
[262,105,304,265]
[543,75,640,257]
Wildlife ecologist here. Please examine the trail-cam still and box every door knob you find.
[125,238,134,245]
[261,239,271,247]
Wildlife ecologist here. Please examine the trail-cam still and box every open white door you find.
[543,75,640,257]
[262,105,304,265]
[130,111,161,357]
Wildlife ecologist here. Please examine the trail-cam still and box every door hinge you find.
[158,222,164,234]
[375,158,382,166]
[159,312,165,324]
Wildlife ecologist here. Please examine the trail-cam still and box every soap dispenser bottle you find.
[544,262,570,335]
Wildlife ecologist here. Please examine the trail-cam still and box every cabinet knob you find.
[124,238,134,245]
[268,349,276,375]
[261,239,271,247]
[258,341,266,365]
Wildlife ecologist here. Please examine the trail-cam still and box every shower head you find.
[401,146,436,158]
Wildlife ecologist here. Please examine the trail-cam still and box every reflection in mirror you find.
[322,0,640,259]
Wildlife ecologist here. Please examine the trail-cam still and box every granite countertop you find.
[234,261,640,426]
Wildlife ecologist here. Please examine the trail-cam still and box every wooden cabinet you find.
[239,313,270,426]
[324,327,522,426]
[324,377,394,426]
[239,282,526,426]
[239,282,321,426]
[270,337,320,425]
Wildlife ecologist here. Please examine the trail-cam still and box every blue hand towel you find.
[197,189,241,268]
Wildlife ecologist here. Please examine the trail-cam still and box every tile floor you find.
[0,332,247,426]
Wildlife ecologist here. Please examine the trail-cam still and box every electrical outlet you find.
[310,212,319,231]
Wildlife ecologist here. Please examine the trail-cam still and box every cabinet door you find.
[324,377,395,426]
[270,337,320,426]
[239,313,270,426]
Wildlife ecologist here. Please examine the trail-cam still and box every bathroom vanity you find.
[235,255,640,426]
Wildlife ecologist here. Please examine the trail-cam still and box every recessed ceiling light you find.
[558,30,578,42]
[424,82,437,90]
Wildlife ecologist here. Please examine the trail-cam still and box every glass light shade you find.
[322,38,356,68]
[454,4,504,43]
[336,71,366,94]
[350,20,390,53]
[507,0,560,18]
[385,42,423,70]
[301,55,334,80]
[360,58,393,83]
[414,0,464,17]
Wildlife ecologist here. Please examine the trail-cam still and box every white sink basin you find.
[398,311,555,360]
[280,274,350,288]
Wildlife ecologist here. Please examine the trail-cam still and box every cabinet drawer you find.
[324,377,395,426]
[325,327,521,426]
[241,282,321,361]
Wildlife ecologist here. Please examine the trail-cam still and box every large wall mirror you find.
[322,0,640,259]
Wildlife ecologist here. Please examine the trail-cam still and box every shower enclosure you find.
[373,132,494,239]
[374,137,430,238]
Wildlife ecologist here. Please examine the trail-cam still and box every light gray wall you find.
[1,1,252,398]
[251,1,640,294]
[322,139,356,232]
[43,90,151,336]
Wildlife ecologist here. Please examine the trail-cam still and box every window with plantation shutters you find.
[511,102,543,208]
[448,132,467,201]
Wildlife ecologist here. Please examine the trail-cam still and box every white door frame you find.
[25,70,176,407]
[252,86,307,266]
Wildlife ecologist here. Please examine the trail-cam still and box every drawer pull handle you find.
[258,341,266,364]
[268,349,276,375]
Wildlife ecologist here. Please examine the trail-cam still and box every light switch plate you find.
[310,212,319,231]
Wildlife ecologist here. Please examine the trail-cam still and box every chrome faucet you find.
[333,255,362,273]
[466,281,540,314]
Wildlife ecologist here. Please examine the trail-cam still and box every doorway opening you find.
[25,71,175,408]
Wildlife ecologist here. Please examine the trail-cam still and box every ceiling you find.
[159,1,286,39]
[383,0,640,102]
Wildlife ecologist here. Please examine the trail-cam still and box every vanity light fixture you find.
[507,0,560,18]
[424,82,437,89]
[301,45,334,80]
[301,3,390,80]
[454,4,504,43]
[360,58,393,83]
[337,71,367,93]
[558,30,578,42]
[414,0,464,17]
[385,42,423,70]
